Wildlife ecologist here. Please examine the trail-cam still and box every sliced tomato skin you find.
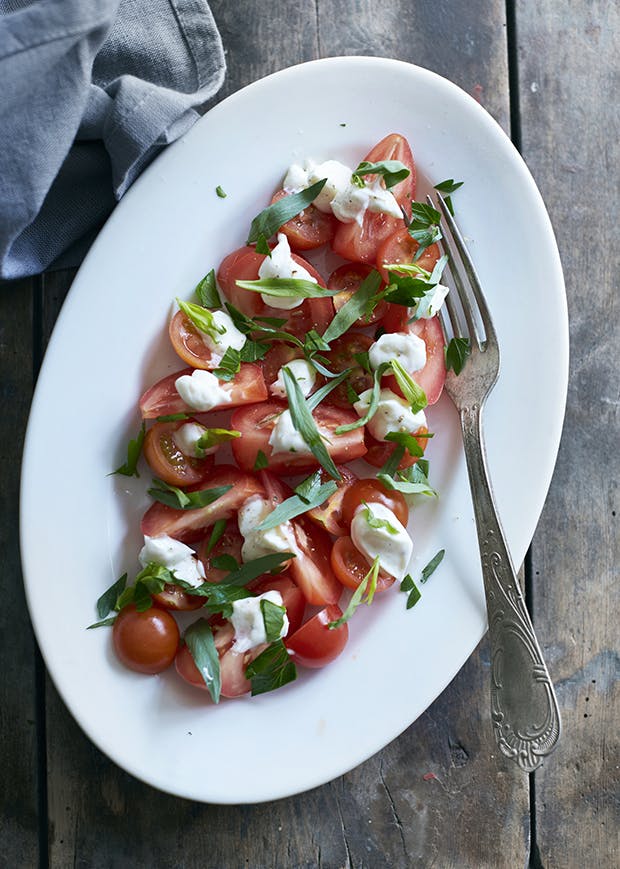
[113,604,180,674]
[328,263,388,326]
[324,332,374,410]
[143,419,215,487]
[271,189,337,250]
[285,605,349,669]
[168,311,217,370]
[330,536,396,592]
[175,621,257,698]
[331,133,415,264]
[261,342,305,392]
[230,401,367,475]
[141,465,264,543]
[363,426,430,470]
[139,364,268,419]
[152,585,205,611]
[376,227,441,286]
[341,478,409,529]
[380,316,446,406]
[307,465,358,537]
[197,518,244,584]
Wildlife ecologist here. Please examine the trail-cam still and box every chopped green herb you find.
[421,549,445,583]
[212,346,241,381]
[400,574,421,609]
[147,479,232,510]
[194,428,240,458]
[282,367,341,480]
[211,554,239,572]
[328,557,381,629]
[407,201,443,261]
[253,449,269,470]
[111,423,145,478]
[185,619,222,703]
[156,413,190,422]
[378,445,405,477]
[95,573,127,619]
[445,337,471,375]
[434,178,464,216]
[334,363,389,434]
[177,298,225,341]
[363,502,399,534]
[378,463,437,497]
[256,476,338,531]
[194,269,220,308]
[86,616,117,629]
[306,368,352,412]
[390,359,428,413]
[239,339,270,362]
[384,430,425,458]
[261,599,287,643]
[235,277,337,300]
[345,382,359,405]
[245,639,297,696]
[322,269,382,343]
[205,518,227,555]
[255,234,271,256]
[219,552,296,587]
[215,185,227,199]
[351,159,410,189]
[247,178,327,244]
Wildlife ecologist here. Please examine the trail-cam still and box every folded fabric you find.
[0,0,225,279]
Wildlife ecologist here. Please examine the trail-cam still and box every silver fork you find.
[430,193,561,772]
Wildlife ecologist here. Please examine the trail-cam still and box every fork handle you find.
[459,404,561,772]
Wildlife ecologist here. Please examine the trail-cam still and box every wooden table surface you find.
[2,2,618,867]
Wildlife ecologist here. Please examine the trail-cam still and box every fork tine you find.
[434,193,497,346]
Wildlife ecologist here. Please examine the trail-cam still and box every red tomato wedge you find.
[139,363,267,419]
[175,621,256,698]
[197,518,244,583]
[285,605,349,669]
[230,401,366,474]
[340,478,409,529]
[216,246,333,338]
[250,573,306,636]
[363,425,430,470]
[271,189,337,251]
[381,316,446,406]
[376,226,441,287]
[306,465,357,537]
[331,133,415,264]
[143,418,215,487]
[331,536,396,593]
[328,263,388,326]
[141,465,264,543]
[168,311,219,370]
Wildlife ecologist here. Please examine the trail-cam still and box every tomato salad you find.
[97,133,460,703]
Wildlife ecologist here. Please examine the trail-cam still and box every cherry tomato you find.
[380,316,446,405]
[197,519,244,583]
[139,363,268,419]
[250,573,306,635]
[330,536,396,592]
[261,342,305,392]
[216,246,333,339]
[175,621,256,697]
[307,465,358,537]
[143,418,215,487]
[151,584,204,612]
[376,226,441,287]
[341,478,409,528]
[324,332,373,409]
[271,189,337,250]
[285,605,349,668]
[141,465,264,543]
[168,310,220,370]
[363,426,429,470]
[328,263,388,326]
[331,133,416,264]
[112,604,180,674]
[230,401,367,474]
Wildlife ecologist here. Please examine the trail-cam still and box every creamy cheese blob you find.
[257,232,317,310]
[283,158,401,225]
[369,332,427,375]
[270,358,317,399]
[198,309,246,364]
[172,421,208,457]
[354,387,427,442]
[350,503,413,580]
[230,590,289,653]
[174,369,231,412]
[414,283,450,319]
[268,409,313,456]
[138,534,205,588]
[237,495,298,562]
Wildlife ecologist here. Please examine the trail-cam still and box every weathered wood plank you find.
[516,1,620,866]
[0,278,40,868]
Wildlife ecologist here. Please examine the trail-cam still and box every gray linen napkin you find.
[0,0,225,279]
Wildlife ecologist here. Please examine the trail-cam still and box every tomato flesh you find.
[271,189,337,250]
[285,605,349,669]
[376,227,441,287]
[306,465,358,537]
[328,263,388,326]
[325,332,374,410]
[363,426,429,470]
[197,519,244,583]
[143,419,215,487]
[331,536,396,592]
[113,604,180,674]
[341,478,409,529]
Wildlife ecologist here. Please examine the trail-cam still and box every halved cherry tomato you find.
[307,465,358,537]
[112,603,180,674]
[331,133,415,264]
[175,621,256,697]
[139,364,268,419]
[376,227,440,287]
[341,478,409,528]
[168,310,220,370]
[328,263,388,326]
[141,465,263,543]
[143,418,215,487]
[151,584,204,612]
[258,472,343,606]
[230,401,366,474]
[216,246,333,339]
[285,605,348,668]
[324,332,373,410]
[330,536,396,592]
[271,189,337,250]
[381,316,446,405]
[261,342,305,392]
[250,573,306,635]
[197,519,244,583]
[363,426,429,470]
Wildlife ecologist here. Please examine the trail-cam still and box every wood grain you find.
[0,278,39,868]
[516,1,620,866]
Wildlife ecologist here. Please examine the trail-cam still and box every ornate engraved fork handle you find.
[459,404,561,772]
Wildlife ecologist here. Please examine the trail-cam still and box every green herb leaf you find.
[334,363,389,434]
[220,552,296,587]
[177,298,225,340]
[253,449,269,470]
[194,269,220,308]
[184,619,222,703]
[205,518,227,555]
[294,469,324,502]
[195,428,241,458]
[282,367,341,480]
[384,430,425,458]
[247,178,327,243]
[215,185,227,199]
[211,554,239,572]
[363,502,399,534]
[400,574,421,608]
[421,549,445,584]
[390,359,428,413]
[378,463,437,497]
[379,445,405,477]
[261,599,287,643]
[212,346,241,381]
[199,584,252,618]
[111,423,145,478]
[328,557,381,629]
[147,479,232,510]
[384,273,433,306]
[306,367,352,412]
[235,277,337,300]
[86,616,117,629]
[352,159,410,189]
[245,639,297,696]
[240,340,270,362]
[407,201,443,261]
[434,179,464,216]
[322,269,383,343]
[445,337,471,375]
[256,478,338,531]
[225,303,304,347]
[345,382,359,405]
[255,234,271,256]
[156,412,190,422]
[96,573,127,619]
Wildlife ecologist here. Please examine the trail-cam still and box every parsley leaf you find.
[111,423,145,478]
[147,479,232,510]
[261,599,287,643]
[378,463,437,497]
[245,640,297,696]
[95,573,127,619]
[253,449,269,470]
[328,557,381,629]
[282,367,341,480]
[247,178,327,243]
[351,160,410,189]
[212,346,241,381]
[322,269,382,343]
[407,201,443,261]
[194,269,220,308]
[445,337,471,375]
[256,474,338,531]
[400,574,421,608]
[184,619,221,703]
[421,549,445,583]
